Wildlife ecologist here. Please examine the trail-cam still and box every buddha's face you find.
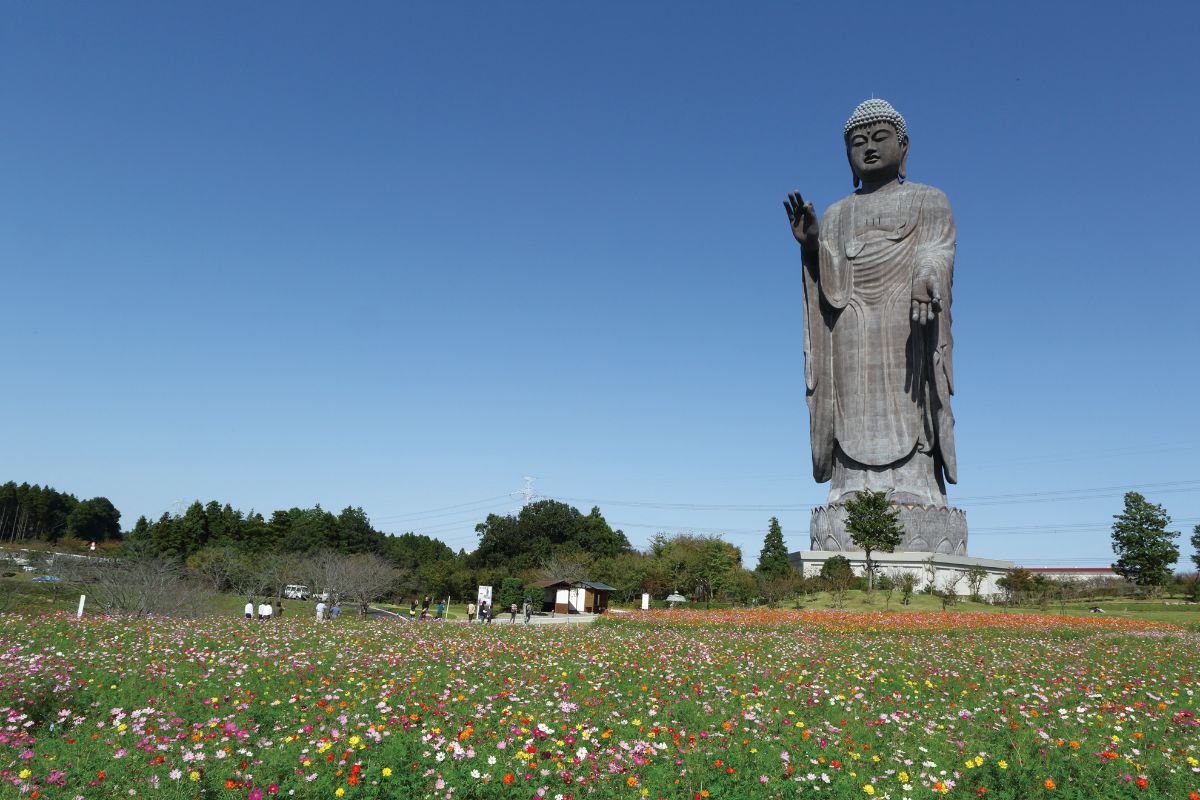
[846,122,906,184]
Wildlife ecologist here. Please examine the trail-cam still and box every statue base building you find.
[788,549,1014,599]
[810,502,968,555]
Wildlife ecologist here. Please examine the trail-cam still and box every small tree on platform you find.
[844,490,904,592]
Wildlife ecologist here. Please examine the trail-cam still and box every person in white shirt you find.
[315,600,326,621]
[244,600,254,619]
[258,602,272,620]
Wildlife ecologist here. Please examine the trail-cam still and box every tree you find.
[472,501,630,572]
[338,553,400,614]
[66,497,121,542]
[844,490,904,592]
[997,567,1032,605]
[820,555,854,608]
[1191,522,1200,571]
[755,517,792,578]
[965,564,988,602]
[1110,492,1179,593]
[894,570,917,606]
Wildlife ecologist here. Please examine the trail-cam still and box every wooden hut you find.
[532,578,615,614]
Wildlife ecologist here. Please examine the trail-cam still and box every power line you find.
[371,494,514,523]
[545,479,1200,514]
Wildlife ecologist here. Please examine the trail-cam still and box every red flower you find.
[1136,777,1148,789]
[503,773,515,785]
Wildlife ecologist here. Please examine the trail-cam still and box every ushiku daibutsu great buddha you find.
[784,99,967,554]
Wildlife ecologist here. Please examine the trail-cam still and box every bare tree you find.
[965,564,988,602]
[538,552,592,584]
[936,574,963,611]
[61,555,215,618]
[337,553,400,615]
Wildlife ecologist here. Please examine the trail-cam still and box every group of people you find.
[465,598,533,624]
[245,598,342,622]
[408,595,446,621]
[244,599,281,620]
[315,599,341,622]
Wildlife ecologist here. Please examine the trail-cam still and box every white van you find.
[283,584,309,600]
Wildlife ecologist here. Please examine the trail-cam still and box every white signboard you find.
[641,592,649,610]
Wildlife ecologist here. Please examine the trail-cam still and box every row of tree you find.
[7,480,1199,608]
[0,482,121,543]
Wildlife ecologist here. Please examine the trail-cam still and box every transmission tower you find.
[513,476,539,513]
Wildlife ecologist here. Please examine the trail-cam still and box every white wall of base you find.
[789,550,1015,599]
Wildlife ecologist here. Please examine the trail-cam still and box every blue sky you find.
[4,2,1198,568]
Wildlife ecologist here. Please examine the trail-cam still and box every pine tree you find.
[756,517,792,578]
[1111,492,1179,591]
[1191,522,1200,571]
[845,490,904,592]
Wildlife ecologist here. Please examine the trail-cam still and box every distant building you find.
[531,578,615,614]
[1022,567,1120,582]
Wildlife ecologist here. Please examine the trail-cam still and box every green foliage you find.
[997,567,1033,604]
[471,501,631,572]
[755,516,792,578]
[1110,492,1179,589]
[66,497,121,542]
[0,481,122,543]
[820,555,852,581]
[844,490,903,591]
[1191,522,1200,571]
[496,576,528,611]
[965,564,989,601]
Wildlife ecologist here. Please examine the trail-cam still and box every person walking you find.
[316,599,326,622]
[509,602,518,623]
[435,600,445,620]
[420,595,431,620]
[480,600,490,624]
[466,601,476,623]
[523,598,532,624]
[244,599,254,620]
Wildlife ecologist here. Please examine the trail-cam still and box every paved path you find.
[367,608,603,626]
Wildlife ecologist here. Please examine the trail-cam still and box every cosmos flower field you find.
[1,610,1197,799]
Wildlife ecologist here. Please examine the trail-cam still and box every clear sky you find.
[4,2,1198,568]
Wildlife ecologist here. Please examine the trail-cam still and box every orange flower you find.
[1044,778,1056,790]
[502,773,514,785]
[627,777,638,787]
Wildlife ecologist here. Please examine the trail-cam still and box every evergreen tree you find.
[65,497,121,542]
[755,517,792,577]
[844,490,904,592]
[1111,492,1179,591]
[1192,522,1200,571]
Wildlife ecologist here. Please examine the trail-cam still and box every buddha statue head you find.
[844,99,909,190]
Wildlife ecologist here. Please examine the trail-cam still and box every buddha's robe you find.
[802,181,957,503]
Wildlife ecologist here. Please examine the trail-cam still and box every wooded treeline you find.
[0,482,121,543]
[5,481,805,606]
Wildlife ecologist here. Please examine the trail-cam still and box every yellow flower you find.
[382,767,393,777]
[974,756,984,767]
[898,771,909,783]
[18,769,30,779]
[336,789,345,797]
[998,760,1008,769]
[863,785,876,795]
[189,771,200,782]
